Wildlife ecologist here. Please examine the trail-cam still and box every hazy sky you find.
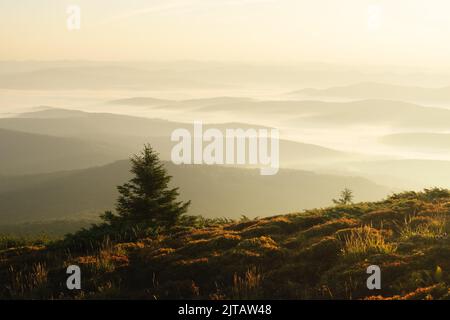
[2,0,450,66]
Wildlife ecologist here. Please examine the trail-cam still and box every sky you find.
[2,0,450,66]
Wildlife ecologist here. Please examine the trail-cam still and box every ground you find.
[1,189,449,300]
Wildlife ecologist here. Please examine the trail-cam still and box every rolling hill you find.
[380,133,450,152]
[1,188,448,299]
[107,96,255,111]
[0,128,123,175]
[0,66,214,90]
[290,82,450,103]
[0,61,417,90]
[0,160,389,224]
[0,107,360,172]
[337,159,450,190]
[282,99,450,130]
[107,96,450,130]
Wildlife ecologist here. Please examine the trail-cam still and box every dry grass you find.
[340,226,397,258]
[7,262,48,298]
[232,267,263,299]
[399,214,447,240]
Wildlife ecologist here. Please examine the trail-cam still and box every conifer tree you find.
[102,145,190,229]
[332,188,354,205]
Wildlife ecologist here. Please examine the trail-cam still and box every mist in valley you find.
[1,60,449,236]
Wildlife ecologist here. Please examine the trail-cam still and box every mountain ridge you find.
[0,159,389,224]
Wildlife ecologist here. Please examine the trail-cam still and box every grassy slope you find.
[0,189,449,300]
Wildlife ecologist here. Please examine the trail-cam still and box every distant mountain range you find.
[338,159,450,190]
[107,96,255,111]
[0,104,447,228]
[0,66,216,90]
[380,133,450,152]
[0,107,390,226]
[290,82,450,103]
[282,99,450,130]
[108,96,450,130]
[3,62,438,90]
[0,107,360,173]
[0,160,389,224]
[0,128,124,175]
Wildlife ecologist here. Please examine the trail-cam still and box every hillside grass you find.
[0,188,449,300]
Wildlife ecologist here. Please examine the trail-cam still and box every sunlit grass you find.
[399,214,447,240]
[341,225,397,257]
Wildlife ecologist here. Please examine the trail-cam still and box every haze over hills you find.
[338,159,450,190]
[0,102,387,223]
[0,160,390,225]
[0,107,361,171]
[0,105,396,231]
[0,108,186,138]
[107,96,256,112]
[0,70,449,234]
[0,66,218,90]
[108,97,173,107]
[0,105,446,192]
[290,82,450,104]
[109,96,450,130]
[5,62,450,91]
[283,99,450,130]
[380,133,450,152]
[16,107,89,119]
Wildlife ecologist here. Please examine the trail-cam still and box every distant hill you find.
[0,61,412,90]
[105,97,450,131]
[0,66,214,90]
[170,98,450,131]
[290,82,450,103]
[281,99,450,130]
[0,160,389,224]
[107,96,255,111]
[16,107,89,119]
[0,108,360,173]
[0,108,276,141]
[380,133,450,152]
[0,108,185,138]
[0,128,123,175]
[338,159,450,190]
[108,97,172,106]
